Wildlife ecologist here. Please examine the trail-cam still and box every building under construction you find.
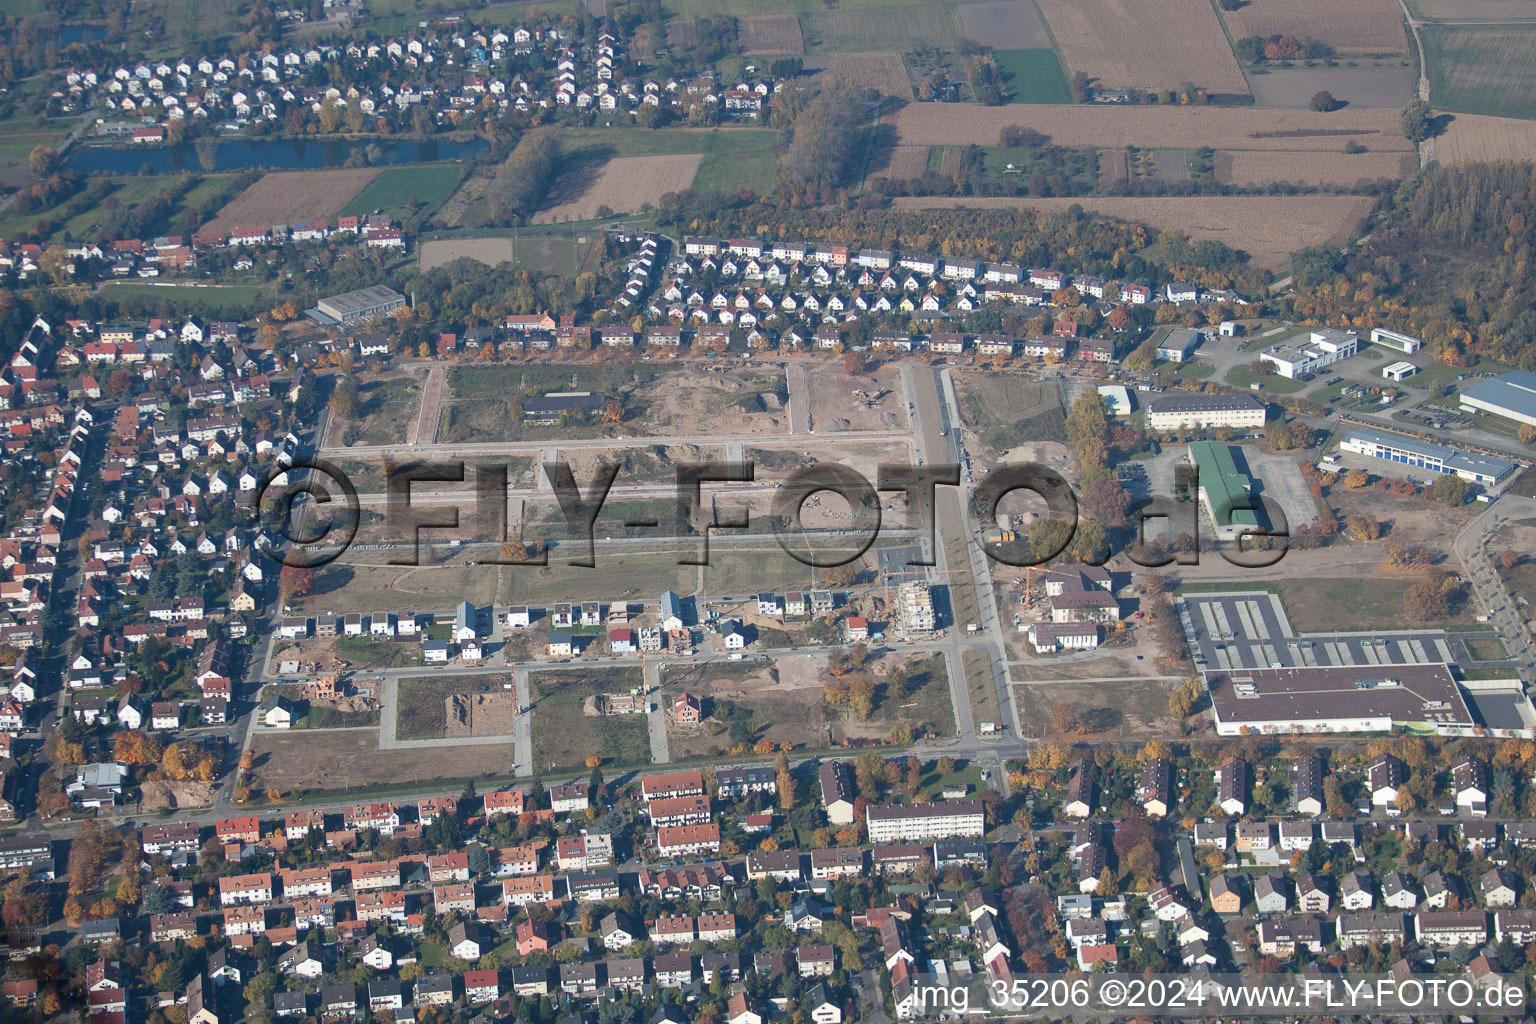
[898,580,938,635]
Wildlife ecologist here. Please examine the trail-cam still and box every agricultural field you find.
[821,53,913,99]
[1215,149,1414,187]
[893,194,1376,270]
[1433,114,1536,163]
[557,127,779,198]
[534,154,703,223]
[341,164,463,222]
[955,0,1053,49]
[1219,0,1408,53]
[1422,24,1536,119]
[741,13,805,53]
[1405,0,1536,21]
[204,168,381,233]
[1034,0,1248,93]
[869,143,933,180]
[993,49,1074,104]
[804,4,961,54]
[1246,66,1414,109]
[892,102,1413,151]
[529,668,650,772]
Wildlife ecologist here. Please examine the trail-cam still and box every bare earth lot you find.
[822,53,912,98]
[1015,676,1180,741]
[806,364,908,432]
[249,730,517,794]
[1216,149,1414,187]
[741,13,804,53]
[1221,0,1408,53]
[1247,66,1414,109]
[956,0,1052,49]
[205,168,380,233]
[661,651,953,756]
[893,195,1375,270]
[533,155,702,223]
[419,236,515,270]
[1035,0,1248,92]
[1434,113,1536,163]
[893,103,1413,151]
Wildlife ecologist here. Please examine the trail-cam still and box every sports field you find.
[342,164,463,222]
[1423,24,1536,120]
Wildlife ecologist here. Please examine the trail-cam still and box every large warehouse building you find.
[1460,370,1536,429]
[1186,441,1264,541]
[1146,393,1266,433]
[1338,428,1518,487]
[1204,664,1477,736]
[315,285,407,326]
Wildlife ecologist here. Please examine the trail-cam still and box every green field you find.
[665,0,958,17]
[1406,0,1536,21]
[1422,24,1536,119]
[1277,577,1480,632]
[993,49,1073,104]
[130,0,246,53]
[559,127,778,196]
[529,668,650,772]
[979,144,1099,192]
[343,164,463,223]
[1225,363,1308,394]
[96,284,275,316]
[804,4,961,53]
[0,173,236,242]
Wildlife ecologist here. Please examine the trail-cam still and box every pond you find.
[66,135,488,175]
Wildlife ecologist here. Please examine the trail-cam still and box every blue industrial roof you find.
[1462,370,1536,419]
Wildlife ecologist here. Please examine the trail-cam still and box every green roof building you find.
[1187,441,1263,541]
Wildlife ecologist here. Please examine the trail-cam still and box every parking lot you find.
[1178,591,1498,673]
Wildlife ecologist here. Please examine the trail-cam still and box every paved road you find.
[786,361,811,434]
[413,365,445,446]
[902,363,1020,744]
[643,660,670,764]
